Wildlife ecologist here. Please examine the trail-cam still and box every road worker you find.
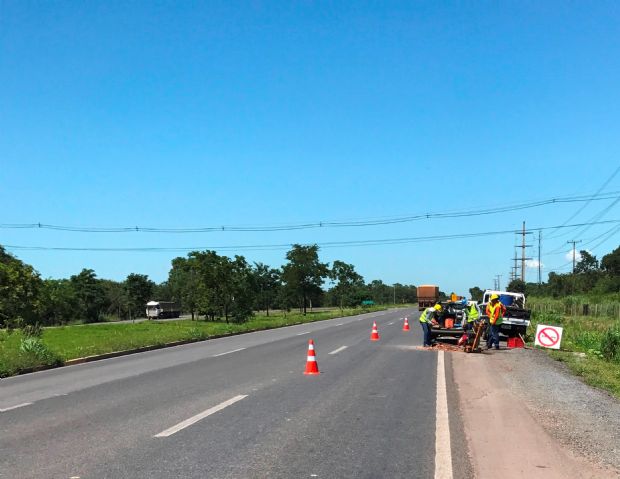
[465,301,480,331]
[486,294,506,350]
[419,303,442,347]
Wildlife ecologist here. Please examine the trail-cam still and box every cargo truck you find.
[417,285,439,311]
[146,301,181,319]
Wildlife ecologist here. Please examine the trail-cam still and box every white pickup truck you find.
[480,290,531,338]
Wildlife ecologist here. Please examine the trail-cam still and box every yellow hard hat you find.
[434,304,443,311]
[491,294,499,300]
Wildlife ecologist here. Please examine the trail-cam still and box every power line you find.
[1,192,619,234]
[545,165,620,239]
[3,219,619,253]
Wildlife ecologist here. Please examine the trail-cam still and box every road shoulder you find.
[452,348,619,478]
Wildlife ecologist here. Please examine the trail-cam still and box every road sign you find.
[534,324,563,349]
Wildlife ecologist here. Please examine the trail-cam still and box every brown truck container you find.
[417,285,439,311]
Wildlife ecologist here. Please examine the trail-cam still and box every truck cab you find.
[480,290,531,338]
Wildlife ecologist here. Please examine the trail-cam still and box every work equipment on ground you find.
[403,317,410,331]
[464,321,485,353]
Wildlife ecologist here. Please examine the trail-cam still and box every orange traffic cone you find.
[403,317,410,331]
[370,321,380,341]
[304,339,320,375]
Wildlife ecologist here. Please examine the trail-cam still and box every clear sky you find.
[1,1,619,294]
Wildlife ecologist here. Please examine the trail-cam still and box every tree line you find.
[468,245,620,301]
[0,244,418,327]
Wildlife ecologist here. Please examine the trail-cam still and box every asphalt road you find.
[0,308,469,479]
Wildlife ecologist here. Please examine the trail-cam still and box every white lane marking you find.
[388,322,394,325]
[435,351,453,479]
[296,331,310,336]
[154,395,248,438]
[0,402,32,412]
[213,348,246,357]
[336,323,344,326]
[328,346,348,355]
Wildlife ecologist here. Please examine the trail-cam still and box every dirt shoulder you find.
[451,347,620,478]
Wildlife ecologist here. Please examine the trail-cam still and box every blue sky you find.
[1,1,619,294]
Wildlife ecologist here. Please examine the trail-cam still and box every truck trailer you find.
[417,285,439,311]
[146,301,181,319]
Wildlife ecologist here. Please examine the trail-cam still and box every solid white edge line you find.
[435,351,453,479]
[154,395,248,438]
[328,346,348,355]
[0,402,32,412]
[213,348,246,357]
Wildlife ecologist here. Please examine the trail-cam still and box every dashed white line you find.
[336,323,344,326]
[328,346,348,355]
[388,322,394,325]
[296,331,310,336]
[154,395,248,438]
[0,402,32,412]
[435,351,453,479]
[213,348,246,357]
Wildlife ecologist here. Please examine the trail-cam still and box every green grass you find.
[0,305,391,377]
[548,350,620,398]
[527,309,620,399]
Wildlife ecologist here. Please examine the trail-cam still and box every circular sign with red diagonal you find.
[534,324,563,350]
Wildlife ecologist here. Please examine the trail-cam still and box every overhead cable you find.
[3,219,619,253]
[1,192,619,234]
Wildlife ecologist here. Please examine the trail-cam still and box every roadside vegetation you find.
[527,310,620,398]
[468,245,620,398]
[0,305,393,377]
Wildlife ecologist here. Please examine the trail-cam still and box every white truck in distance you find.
[481,290,531,338]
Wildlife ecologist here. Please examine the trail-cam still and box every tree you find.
[39,279,80,325]
[575,250,599,274]
[507,279,526,294]
[169,256,199,320]
[124,274,155,319]
[281,244,329,315]
[252,263,281,316]
[469,286,483,302]
[0,247,42,327]
[329,260,364,309]
[70,269,107,323]
[601,246,620,276]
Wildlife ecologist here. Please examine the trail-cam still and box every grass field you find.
[527,309,620,398]
[0,306,392,377]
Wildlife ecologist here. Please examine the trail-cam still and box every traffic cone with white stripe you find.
[370,321,380,341]
[304,339,320,375]
[403,317,410,331]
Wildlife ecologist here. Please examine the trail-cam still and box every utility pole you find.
[513,222,533,283]
[521,222,526,282]
[495,274,502,291]
[567,240,582,273]
[538,231,542,284]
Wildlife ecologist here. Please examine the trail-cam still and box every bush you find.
[601,326,620,363]
[20,337,62,365]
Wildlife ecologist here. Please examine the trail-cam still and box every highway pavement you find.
[0,308,469,478]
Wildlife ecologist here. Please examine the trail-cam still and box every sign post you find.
[534,324,563,350]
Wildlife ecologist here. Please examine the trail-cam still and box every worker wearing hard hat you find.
[486,294,506,350]
[419,303,442,347]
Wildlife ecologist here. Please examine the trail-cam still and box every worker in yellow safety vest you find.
[419,303,442,347]
[465,302,480,331]
[486,294,506,350]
